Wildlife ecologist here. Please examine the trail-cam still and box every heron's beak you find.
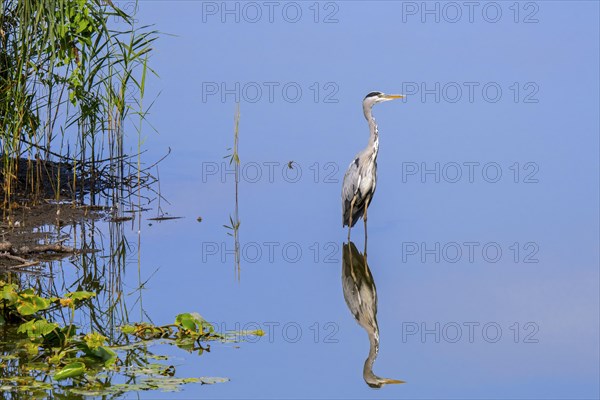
[383,94,405,100]
[381,378,405,385]
[367,378,406,388]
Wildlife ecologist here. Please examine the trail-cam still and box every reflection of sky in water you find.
[59,1,600,398]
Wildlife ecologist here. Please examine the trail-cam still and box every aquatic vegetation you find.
[0,280,259,396]
[0,0,161,211]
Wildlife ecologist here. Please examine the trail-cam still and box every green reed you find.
[0,0,159,212]
[224,104,241,280]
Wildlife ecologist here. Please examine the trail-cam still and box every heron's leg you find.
[348,197,356,242]
[363,197,369,252]
[348,245,357,281]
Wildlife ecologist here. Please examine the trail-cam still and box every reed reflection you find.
[342,241,404,388]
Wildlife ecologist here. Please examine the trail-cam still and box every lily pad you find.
[54,361,86,381]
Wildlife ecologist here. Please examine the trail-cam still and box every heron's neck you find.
[364,107,379,159]
[363,329,380,384]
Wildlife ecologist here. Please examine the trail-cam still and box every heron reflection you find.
[342,241,404,388]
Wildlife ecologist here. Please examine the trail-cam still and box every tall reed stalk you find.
[224,104,241,280]
[233,104,240,280]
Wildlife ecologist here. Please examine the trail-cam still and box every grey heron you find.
[342,92,404,241]
[342,241,404,387]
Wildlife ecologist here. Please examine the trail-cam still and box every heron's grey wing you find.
[341,157,361,225]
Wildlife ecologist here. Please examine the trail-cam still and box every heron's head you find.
[363,91,404,109]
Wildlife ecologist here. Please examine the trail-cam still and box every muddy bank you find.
[0,202,108,270]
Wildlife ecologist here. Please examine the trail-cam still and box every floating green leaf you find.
[175,312,213,335]
[0,283,19,303]
[65,291,96,301]
[16,296,51,316]
[17,319,59,339]
[54,361,86,381]
[89,346,118,367]
[175,313,198,331]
